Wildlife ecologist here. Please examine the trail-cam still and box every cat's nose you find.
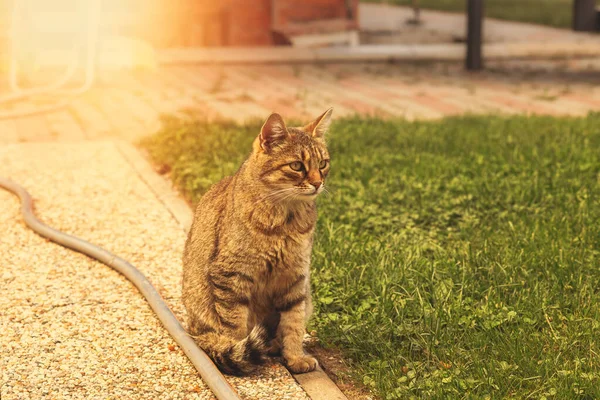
[311,181,322,190]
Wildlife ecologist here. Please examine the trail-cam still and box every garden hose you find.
[0,178,241,400]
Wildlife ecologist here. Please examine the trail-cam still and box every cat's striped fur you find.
[182,109,333,375]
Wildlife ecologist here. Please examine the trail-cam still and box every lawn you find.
[364,0,575,29]
[142,114,600,399]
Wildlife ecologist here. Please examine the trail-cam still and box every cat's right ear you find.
[260,113,288,152]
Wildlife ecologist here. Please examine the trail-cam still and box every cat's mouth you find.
[293,184,324,199]
[298,186,323,197]
[298,191,319,200]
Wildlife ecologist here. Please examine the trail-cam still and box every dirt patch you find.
[306,339,376,400]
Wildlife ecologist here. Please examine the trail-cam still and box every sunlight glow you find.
[9,0,156,77]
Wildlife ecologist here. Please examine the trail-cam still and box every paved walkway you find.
[2,60,600,144]
[0,142,310,400]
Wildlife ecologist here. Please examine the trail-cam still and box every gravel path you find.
[0,142,309,400]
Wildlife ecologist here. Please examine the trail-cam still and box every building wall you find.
[0,0,359,54]
[115,0,358,47]
[191,0,273,46]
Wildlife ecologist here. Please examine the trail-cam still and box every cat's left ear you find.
[305,108,333,138]
[260,113,289,151]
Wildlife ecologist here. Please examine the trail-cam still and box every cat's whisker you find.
[322,183,336,192]
[271,188,301,204]
[258,188,297,202]
[273,190,302,203]
[260,193,295,204]
[282,192,300,203]
[259,187,295,196]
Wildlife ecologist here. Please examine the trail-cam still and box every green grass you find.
[365,0,576,29]
[143,114,600,399]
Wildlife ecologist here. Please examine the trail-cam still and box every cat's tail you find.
[193,324,269,375]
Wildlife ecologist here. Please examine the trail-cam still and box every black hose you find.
[0,178,241,400]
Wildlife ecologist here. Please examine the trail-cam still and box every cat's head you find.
[250,108,332,203]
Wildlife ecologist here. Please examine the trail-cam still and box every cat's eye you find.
[319,160,329,169]
[290,161,304,171]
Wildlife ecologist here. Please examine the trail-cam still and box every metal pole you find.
[466,0,483,71]
[414,0,420,22]
[573,0,597,31]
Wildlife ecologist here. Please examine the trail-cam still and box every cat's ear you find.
[260,113,289,151]
[305,108,333,138]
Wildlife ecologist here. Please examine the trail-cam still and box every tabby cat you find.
[182,109,333,375]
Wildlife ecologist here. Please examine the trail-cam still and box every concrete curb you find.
[293,366,348,400]
[159,42,600,65]
[117,141,349,400]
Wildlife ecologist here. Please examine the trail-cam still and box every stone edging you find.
[159,42,600,65]
[116,140,349,400]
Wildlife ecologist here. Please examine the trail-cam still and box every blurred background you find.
[0,0,599,137]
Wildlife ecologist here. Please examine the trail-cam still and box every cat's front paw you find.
[286,355,318,373]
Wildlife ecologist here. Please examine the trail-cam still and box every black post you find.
[573,0,597,31]
[466,0,483,71]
